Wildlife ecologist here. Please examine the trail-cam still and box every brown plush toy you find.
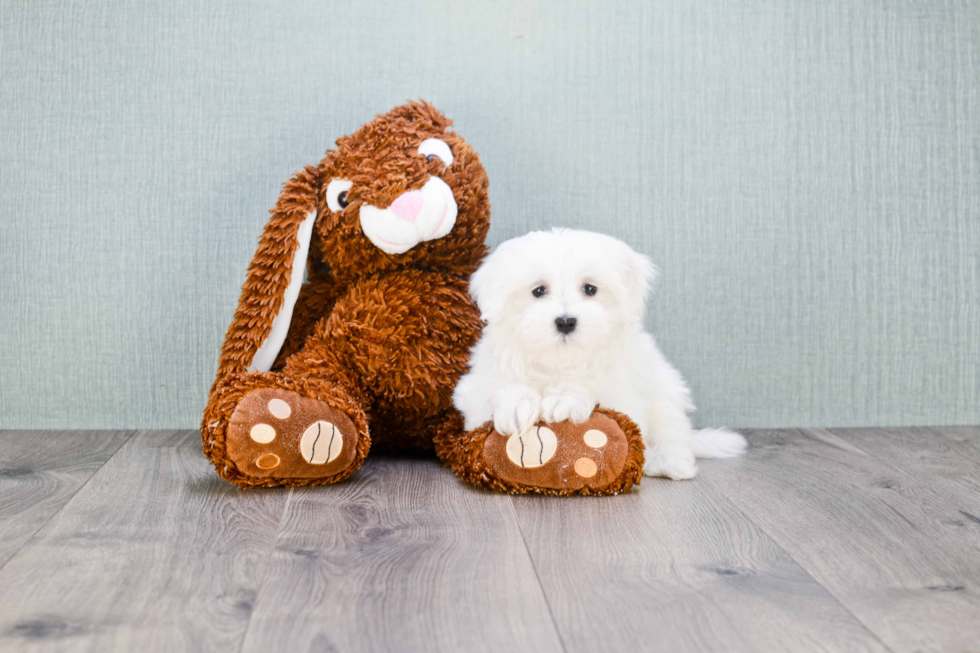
[202,101,644,495]
[202,101,490,487]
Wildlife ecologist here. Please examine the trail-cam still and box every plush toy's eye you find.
[583,284,597,296]
[532,286,547,298]
[326,179,353,212]
[418,138,454,167]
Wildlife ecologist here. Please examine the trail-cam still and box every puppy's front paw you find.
[644,443,698,480]
[491,385,542,436]
[541,386,595,424]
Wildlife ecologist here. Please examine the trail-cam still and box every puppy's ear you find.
[622,247,658,303]
[468,242,509,323]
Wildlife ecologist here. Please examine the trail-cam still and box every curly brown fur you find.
[434,407,645,496]
[202,101,490,487]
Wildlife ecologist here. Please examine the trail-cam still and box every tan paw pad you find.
[505,426,558,468]
[256,453,280,469]
[300,421,344,464]
[250,423,276,443]
[267,398,291,419]
[574,457,598,478]
[583,429,607,448]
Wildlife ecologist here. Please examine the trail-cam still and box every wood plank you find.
[0,430,288,653]
[511,476,890,653]
[704,429,980,653]
[240,457,564,653]
[928,425,980,465]
[831,426,980,508]
[0,430,132,569]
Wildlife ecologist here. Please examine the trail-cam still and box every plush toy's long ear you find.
[214,165,320,379]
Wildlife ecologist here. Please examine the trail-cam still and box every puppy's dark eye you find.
[532,286,547,298]
[337,191,349,209]
[583,284,597,296]
[426,154,439,164]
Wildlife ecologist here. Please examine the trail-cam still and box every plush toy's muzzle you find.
[359,176,458,255]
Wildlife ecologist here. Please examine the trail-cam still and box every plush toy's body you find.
[203,101,644,495]
[202,102,489,487]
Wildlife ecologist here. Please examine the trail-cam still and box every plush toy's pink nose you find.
[389,191,423,222]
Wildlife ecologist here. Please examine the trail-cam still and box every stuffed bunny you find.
[202,102,490,488]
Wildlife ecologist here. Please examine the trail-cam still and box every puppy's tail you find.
[692,428,747,459]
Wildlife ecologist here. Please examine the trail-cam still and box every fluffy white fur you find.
[452,228,747,480]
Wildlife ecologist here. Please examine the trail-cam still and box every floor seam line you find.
[509,496,569,653]
[820,426,973,484]
[701,445,899,653]
[236,485,295,653]
[0,429,137,576]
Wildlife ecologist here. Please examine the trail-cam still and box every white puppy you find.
[452,228,746,480]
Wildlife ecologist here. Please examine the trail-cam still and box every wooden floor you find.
[1,428,979,652]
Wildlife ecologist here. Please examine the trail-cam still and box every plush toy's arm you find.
[214,165,321,380]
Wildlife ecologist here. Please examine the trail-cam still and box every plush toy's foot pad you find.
[226,388,360,480]
[483,412,635,493]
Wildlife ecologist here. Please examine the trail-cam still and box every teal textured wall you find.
[1,0,978,429]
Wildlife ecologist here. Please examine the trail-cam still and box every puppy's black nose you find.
[555,316,577,334]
